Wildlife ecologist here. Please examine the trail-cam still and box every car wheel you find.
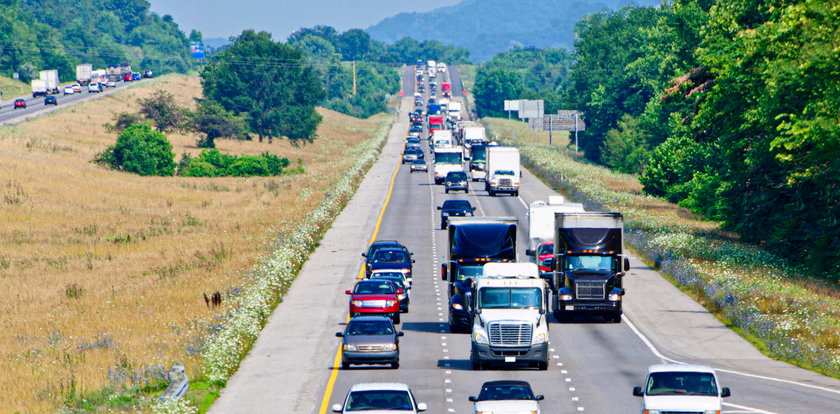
[445,188,449,194]
[341,361,350,369]
[465,188,469,194]
[394,314,401,324]
[391,361,400,369]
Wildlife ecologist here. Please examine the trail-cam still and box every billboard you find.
[190,42,205,59]
[517,100,544,120]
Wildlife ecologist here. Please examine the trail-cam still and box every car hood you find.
[442,208,470,215]
[644,395,721,411]
[474,400,540,413]
[344,334,396,345]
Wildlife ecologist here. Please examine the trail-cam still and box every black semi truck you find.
[441,217,517,332]
[552,212,630,323]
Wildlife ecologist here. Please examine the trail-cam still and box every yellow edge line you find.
[317,121,406,414]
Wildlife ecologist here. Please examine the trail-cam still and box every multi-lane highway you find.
[209,65,840,413]
[0,80,141,125]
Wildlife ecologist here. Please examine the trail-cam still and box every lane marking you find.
[317,123,404,414]
[723,402,776,414]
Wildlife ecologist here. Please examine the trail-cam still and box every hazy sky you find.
[150,0,463,40]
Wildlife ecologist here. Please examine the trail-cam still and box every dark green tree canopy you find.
[201,30,325,143]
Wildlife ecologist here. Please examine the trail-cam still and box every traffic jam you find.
[328,61,733,414]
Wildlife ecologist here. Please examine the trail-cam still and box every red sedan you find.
[14,99,26,109]
[123,74,133,82]
[346,279,402,324]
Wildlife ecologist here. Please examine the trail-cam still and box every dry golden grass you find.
[0,74,393,413]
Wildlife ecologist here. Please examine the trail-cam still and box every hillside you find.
[0,0,193,82]
[367,0,660,61]
[0,76,29,100]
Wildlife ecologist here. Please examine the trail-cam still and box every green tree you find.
[190,100,250,148]
[337,29,372,60]
[94,124,176,176]
[201,30,325,143]
[137,90,187,132]
[474,68,523,118]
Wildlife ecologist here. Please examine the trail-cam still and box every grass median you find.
[484,117,840,379]
[0,74,396,413]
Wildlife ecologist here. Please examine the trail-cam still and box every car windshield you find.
[495,170,515,176]
[447,173,467,181]
[479,288,542,309]
[442,200,471,210]
[345,390,413,411]
[646,372,718,396]
[368,243,401,257]
[435,152,462,164]
[346,320,394,336]
[538,244,554,256]
[372,250,409,263]
[478,383,536,401]
[354,281,396,294]
[565,255,612,273]
[456,265,483,282]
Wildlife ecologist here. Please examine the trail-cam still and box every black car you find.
[44,95,58,105]
[336,316,403,369]
[368,249,414,279]
[402,147,424,163]
[445,171,469,194]
[437,199,476,229]
[363,241,412,277]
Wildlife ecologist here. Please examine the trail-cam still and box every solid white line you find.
[723,402,776,414]
[516,195,529,209]
[623,315,840,399]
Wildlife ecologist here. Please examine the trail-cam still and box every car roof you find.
[349,383,411,392]
[356,278,396,285]
[481,380,533,388]
[648,364,716,374]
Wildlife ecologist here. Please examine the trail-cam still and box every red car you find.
[346,279,402,324]
[14,99,27,109]
[123,74,133,82]
[535,241,555,288]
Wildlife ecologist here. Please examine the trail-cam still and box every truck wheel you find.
[556,310,570,323]
[341,361,350,369]
[445,188,449,194]
[471,359,483,371]
[465,188,469,194]
[610,312,622,323]
[489,190,496,197]
[537,360,548,371]
[514,191,519,197]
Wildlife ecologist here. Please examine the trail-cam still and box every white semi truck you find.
[485,146,521,196]
[470,263,550,371]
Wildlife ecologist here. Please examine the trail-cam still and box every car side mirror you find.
[525,249,535,256]
[539,308,545,315]
[468,396,477,402]
[332,403,343,412]
[361,253,366,257]
[437,206,442,210]
[335,332,344,337]
[441,263,447,281]
[475,308,482,315]
[416,402,427,411]
[536,395,544,401]
[721,387,731,398]
[633,386,643,397]
[624,257,631,272]
[411,259,415,263]
[345,290,352,295]
[471,207,476,211]
[397,331,404,337]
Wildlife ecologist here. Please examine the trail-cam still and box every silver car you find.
[336,316,403,369]
[333,383,427,413]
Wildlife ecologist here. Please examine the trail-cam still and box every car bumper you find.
[556,300,622,313]
[471,342,549,364]
[446,185,468,192]
[350,310,400,319]
[342,350,399,365]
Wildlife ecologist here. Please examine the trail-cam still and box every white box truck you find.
[39,70,59,94]
[525,196,585,251]
[470,265,549,371]
[432,129,454,149]
[433,146,464,185]
[448,101,462,121]
[485,147,521,197]
[76,64,93,85]
[31,79,48,97]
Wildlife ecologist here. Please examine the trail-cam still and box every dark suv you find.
[445,171,469,194]
[437,199,476,229]
[368,249,414,279]
[363,241,412,277]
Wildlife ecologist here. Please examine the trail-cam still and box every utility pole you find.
[548,116,553,147]
[352,61,357,96]
[574,112,579,153]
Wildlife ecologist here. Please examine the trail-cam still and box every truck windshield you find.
[435,152,462,164]
[646,372,718,396]
[565,255,613,273]
[479,288,542,309]
[456,265,483,282]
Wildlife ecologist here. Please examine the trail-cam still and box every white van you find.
[633,364,731,413]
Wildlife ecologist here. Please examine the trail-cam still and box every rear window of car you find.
[442,200,471,210]
[447,172,467,180]
[372,250,409,263]
[346,320,394,335]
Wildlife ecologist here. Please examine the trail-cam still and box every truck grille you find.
[356,345,384,352]
[575,281,605,300]
[488,321,532,346]
[499,178,512,187]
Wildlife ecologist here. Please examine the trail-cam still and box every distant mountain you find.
[368,0,660,62]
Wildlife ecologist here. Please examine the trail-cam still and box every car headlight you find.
[381,343,397,351]
[608,293,622,301]
[559,293,573,301]
[452,303,463,310]
[474,331,488,344]
[385,300,397,306]
[533,332,547,344]
[343,344,357,351]
[352,300,364,306]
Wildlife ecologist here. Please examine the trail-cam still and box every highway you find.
[208,65,840,413]
[0,79,142,125]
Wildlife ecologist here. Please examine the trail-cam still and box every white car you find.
[332,383,427,413]
[63,86,75,95]
[88,83,101,93]
[633,364,731,414]
[469,380,543,414]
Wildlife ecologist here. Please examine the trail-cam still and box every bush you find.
[177,149,295,177]
[94,124,176,176]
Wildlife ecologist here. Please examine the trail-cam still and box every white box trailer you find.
[76,64,93,85]
[485,147,521,197]
[39,70,59,94]
[526,196,585,251]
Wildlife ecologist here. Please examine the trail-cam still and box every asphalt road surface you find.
[209,65,840,414]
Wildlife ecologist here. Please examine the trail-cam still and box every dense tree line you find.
[475,0,838,274]
[473,47,575,118]
[0,0,194,81]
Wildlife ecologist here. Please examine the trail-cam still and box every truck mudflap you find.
[470,342,549,368]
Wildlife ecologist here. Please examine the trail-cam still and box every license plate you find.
[565,305,575,311]
[505,356,516,363]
